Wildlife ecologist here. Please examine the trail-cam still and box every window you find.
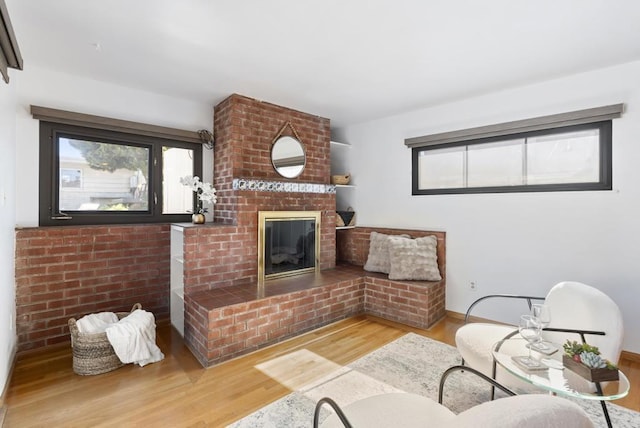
[39,121,203,226]
[411,121,612,195]
[413,123,610,194]
[407,104,623,195]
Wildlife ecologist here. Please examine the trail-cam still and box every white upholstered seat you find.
[319,393,594,428]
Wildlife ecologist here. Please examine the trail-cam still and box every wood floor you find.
[3,315,639,427]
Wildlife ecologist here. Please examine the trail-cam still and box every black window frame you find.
[39,121,203,226]
[412,121,612,195]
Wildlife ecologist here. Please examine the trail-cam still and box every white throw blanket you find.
[76,312,119,334]
[105,309,164,367]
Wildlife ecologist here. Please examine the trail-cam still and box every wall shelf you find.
[170,225,185,337]
[330,140,351,147]
[331,139,356,228]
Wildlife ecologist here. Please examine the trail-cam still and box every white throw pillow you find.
[363,232,410,274]
[388,235,442,281]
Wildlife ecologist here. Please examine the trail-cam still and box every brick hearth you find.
[185,227,446,367]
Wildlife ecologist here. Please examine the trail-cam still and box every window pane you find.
[418,147,464,189]
[58,138,149,211]
[163,146,195,214]
[467,139,524,187]
[526,130,600,185]
[60,168,82,188]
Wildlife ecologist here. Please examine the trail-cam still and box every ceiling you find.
[7,0,640,129]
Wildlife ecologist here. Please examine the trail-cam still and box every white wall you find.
[0,71,18,396]
[15,65,215,227]
[338,61,640,353]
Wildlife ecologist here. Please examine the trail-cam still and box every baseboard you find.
[14,340,68,360]
[445,309,505,324]
[447,310,640,363]
[0,342,16,411]
[621,349,640,363]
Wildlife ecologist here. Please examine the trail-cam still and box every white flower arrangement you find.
[180,175,217,214]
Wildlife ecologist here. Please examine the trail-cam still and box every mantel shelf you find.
[336,226,356,230]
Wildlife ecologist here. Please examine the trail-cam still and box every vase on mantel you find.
[192,213,205,224]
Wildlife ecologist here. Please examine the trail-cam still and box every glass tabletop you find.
[492,338,629,401]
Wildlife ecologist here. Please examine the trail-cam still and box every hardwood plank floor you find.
[3,315,638,427]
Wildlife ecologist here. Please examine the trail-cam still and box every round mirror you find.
[271,136,306,178]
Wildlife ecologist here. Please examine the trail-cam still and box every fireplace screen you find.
[258,211,321,281]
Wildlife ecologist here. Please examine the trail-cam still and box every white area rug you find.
[229,333,639,428]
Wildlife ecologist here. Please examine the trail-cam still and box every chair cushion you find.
[320,393,455,428]
[455,323,539,392]
[451,394,594,428]
[455,323,517,376]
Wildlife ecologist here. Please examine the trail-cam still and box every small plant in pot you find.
[180,175,217,224]
[562,340,618,382]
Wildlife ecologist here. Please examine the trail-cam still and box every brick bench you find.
[338,227,446,328]
[184,228,446,367]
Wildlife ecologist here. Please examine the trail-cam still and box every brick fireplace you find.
[182,94,335,292]
[182,94,338,364]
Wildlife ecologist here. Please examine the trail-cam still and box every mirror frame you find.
[271,135,306,178]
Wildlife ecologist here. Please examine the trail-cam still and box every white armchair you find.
[316,393,594,428]
[314,364,594,428]
[455,281,624,389]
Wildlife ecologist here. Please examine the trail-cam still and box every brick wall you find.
[182,94,335,296]
[186,277,365,366]
[15,224,170,352]
[364,276,446,328]
[213,94,331,225]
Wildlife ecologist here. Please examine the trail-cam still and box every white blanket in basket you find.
[105,309,164,367]
[76,312,119,334]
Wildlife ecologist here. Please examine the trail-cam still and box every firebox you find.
[258,211,321,281]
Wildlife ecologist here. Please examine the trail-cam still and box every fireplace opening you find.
[258,211,321,281]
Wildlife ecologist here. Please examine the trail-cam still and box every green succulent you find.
[580,351,607,369]
[563,339,618,370]
[562,340,600,357]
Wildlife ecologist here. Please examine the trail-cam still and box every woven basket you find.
[331,174,351,185]
[336,208,356,227]
[68,303,142,375]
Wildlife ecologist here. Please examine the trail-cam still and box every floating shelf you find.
[330,140,351,147]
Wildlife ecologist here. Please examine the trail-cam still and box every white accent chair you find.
[316,393,594,428]
[455,281,624,391]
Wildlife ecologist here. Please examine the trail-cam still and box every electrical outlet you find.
[469,281,477,291]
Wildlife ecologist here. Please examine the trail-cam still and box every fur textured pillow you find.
[388,235,442,281]
[363,232,410,274]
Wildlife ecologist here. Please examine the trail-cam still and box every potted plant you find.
[562,340,619,382]
[180,175,217,224]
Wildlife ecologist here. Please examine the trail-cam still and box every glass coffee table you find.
[492,338,629,428]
